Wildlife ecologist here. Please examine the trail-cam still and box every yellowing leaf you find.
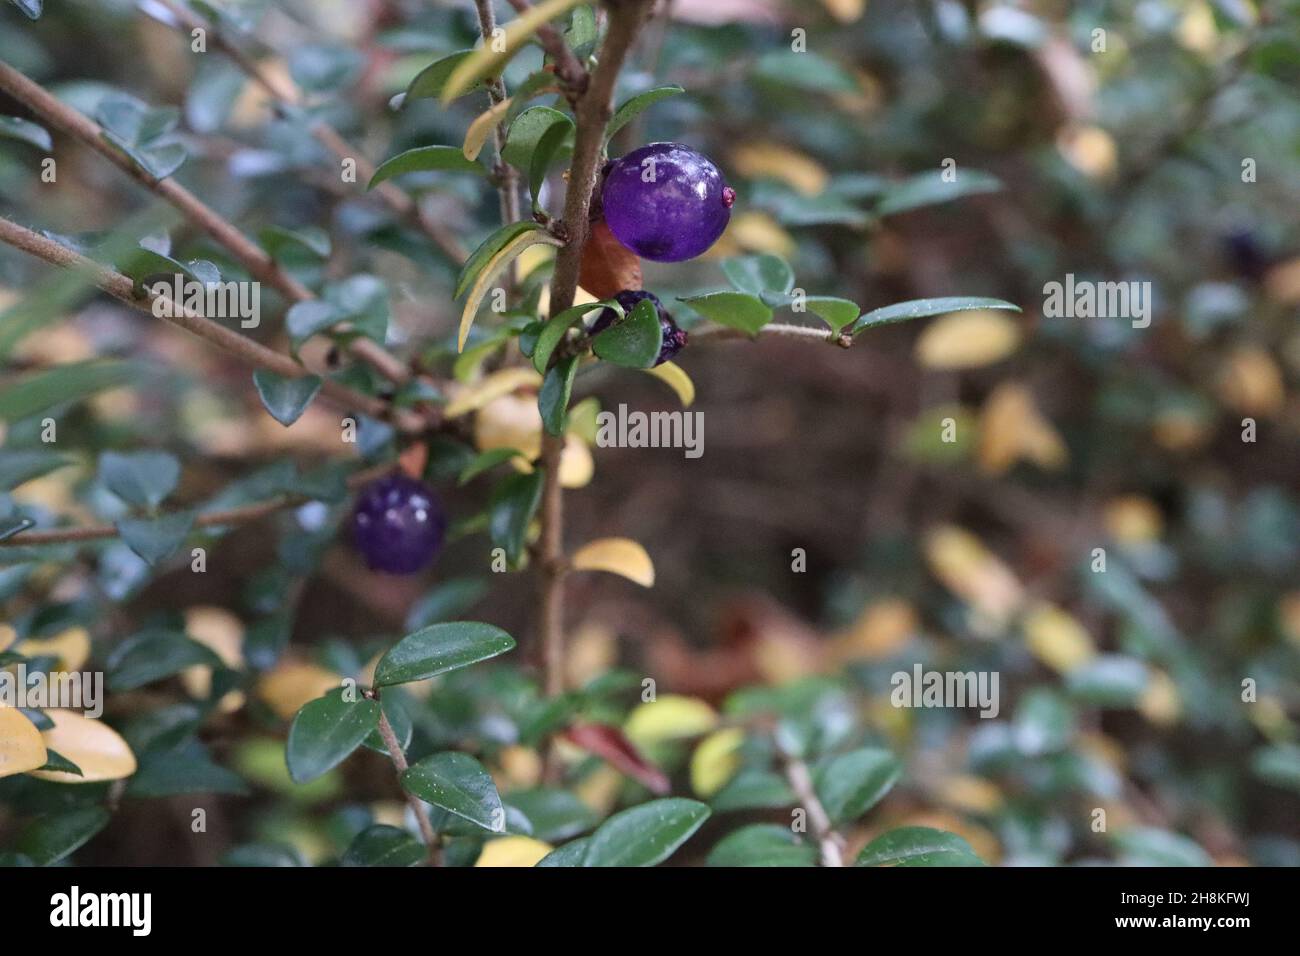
[442,0,590,103]
[642,361,695,407]
[1177,0,1218,54]
[0,707,48,779]
[257,661,342,721]
[833,597,918,661]
[31,709,136,783]
[1217,347,1284,416]
[17,626,91,671]
[731,142,829,195]
[624,694,718,748]
[446,367,543,418]
[182,606,246,712]
[476,393,544,460]
[1103,495,1163,544]
[690,727,744,797]
[559,433,594,488]
[459,231,563,351]
[934,774,1003,814]
[923,525,1024,631]
[495,745,543,789]
[713,211,796,259]
[915,311,1022,369]
[978,383,1067,475]
[820,0,866,22]
[475,835,554,867]
[570,537,655,587]
[1056,124,1118,179]
[1022,602,1096,673]
[462,97,512,161]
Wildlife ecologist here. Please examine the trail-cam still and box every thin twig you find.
[374,702,442,865]
[779,747,846,867]
[474,0,523,290]
[688,322,853,346]
[0,215,424,431]
[505,0,589,98]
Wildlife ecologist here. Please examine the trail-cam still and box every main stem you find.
[375,704,441,865]
[537,0,655,781]
[780,748,846,867]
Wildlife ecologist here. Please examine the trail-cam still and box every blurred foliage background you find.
[1,0,1298,867]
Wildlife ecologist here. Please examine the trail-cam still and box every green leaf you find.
[1252,743,1300,793]
[405,577,490,629]
[489,470,542,566]
[722,254,794,297]
[252,369,322,427]
[98,450,180,509]
[754,50,857,94]
[680,291,773,336]
[459,448,525,485]
[127,749,249,797]
[440,0,591,102]
[286,688,379,783]
[115,511,195,566]
[582,798,711,867]
[16,807,111,866]
[874,170,1002,217]
[502,106,571,169]
[812,747,901,824]
[539,355,578,436]
[505,789,597,843]
[562,4,599,58]
[593,297,663,368]
[402,752,505,832]
[0,516,34,542]
[285,300,343,346]
[221,842,305,867]
[106,627,222,691]
[606,86,685,143]
[404,50,484,103]
[707,824,817,867]
[529,118,573,212]
[342,824,426,867]
[0,115,51,150]
[0,360,138,423]
[368,146,485,189]
[456,221,548,299]
[711,768,797,812]
[37,749,83,777]
[260,225,330,260]
[1112,827,1212,867]
[95,94,187,179]
[533,302,608,373]
[1064,655,1149,707]
[851,296,1021,335]
[374,621,517,686]
[536,837,590,867]
[0,449,72,491]
[9,0,42,20]
[856,827,985,867]
[803,296,860,333]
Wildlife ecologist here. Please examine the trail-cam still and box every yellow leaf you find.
[711,210,796,259]
[182,606,246,713]
[1138,669,1181,727]
[570,536,655,587]
[458,230,563,351]
[821,0,866,22]
[641,361,695,407]
[624,694,717,748]
[565,620,616,688]
[495,745,543,789]
[978,383,1067,475]
[0,707,48,779]
[690,727,744,797]
[566,397,602,445]
[1103,495,1163,544]
[923,525,1024,630]
[31,709,136,783]
[833,597,918,661]
[1177,0,1218,54]
[559,433,593,488]
[442,0,590,103]
[16,626,91,672]
[915,310,1022,369]
[257,661,342,721]
[1056,124,1118,179]
[1217,346,1285,416]
[476,393,544,460]
[462,97,513,161]
[1022,601,1096,673]
[934,774,1003,814]
[730,142,829,195]
[445,367,543,418]
[475,835,554,867]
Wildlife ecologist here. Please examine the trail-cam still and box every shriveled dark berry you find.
[589,289,688,366]
[601,143,732,262]
[350,473,446,574]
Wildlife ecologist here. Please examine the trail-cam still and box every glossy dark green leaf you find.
[404,50,484,103]
[812,747,900,824]
[374,621,517,686]
[127,749,249,797]
[582,798,711,867]
[458,448,524,485]
[286,688,379,783]
[0,115,51,150]
[856,826,984,867]
[606,85,685,143]
[711,768,797,812]
[706,823,817,867]
[529,118,573,211]
[37,749,83,777]
[115,510,195,566]
[106,627,221,691]
[401,751,505,832]
[536,837,590,867]
[532,302,608,373]
[679,292,772,336]
[593,297,662,368]
[16,807,111,866]
[803,296,860,333]
[98,450,180,509]
[505,789,598,843]
[342,824,426,867]
[260,225,330,260]
[850,296,1021,335]
[539,355,578,436]
[722,254,794,297]
[368,146,485,189]
[252,369,322,427]
[502,106,571,169]
[488,470,542,566]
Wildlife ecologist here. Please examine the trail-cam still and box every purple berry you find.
[590,290,688,366]
[350,473,446,574]
[601,143,733,262]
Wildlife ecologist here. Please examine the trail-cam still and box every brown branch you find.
[152,0,468,265]
[0,57,420,393]
[778,747,846,867]
[0,215,425,432]
[373,701,442,865]
[689,322,854,346]
[505,0,589,98]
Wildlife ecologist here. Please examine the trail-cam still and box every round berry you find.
[601,143,733,262]
[350,473,446,574]
[590,290,688,366]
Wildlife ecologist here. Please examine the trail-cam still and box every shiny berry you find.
[350,474,446,574]
[590,290,688,366]
[601,143,732,262]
